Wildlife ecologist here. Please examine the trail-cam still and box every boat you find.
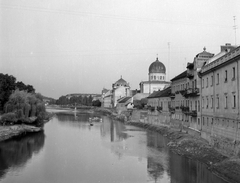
[89,117,102,122]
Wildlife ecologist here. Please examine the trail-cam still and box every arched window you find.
[160,76,162,80]
[154,76,156,80]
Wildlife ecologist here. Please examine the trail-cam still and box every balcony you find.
[170,93,175,98]
[189,110,197,117]
[168,107,175,113]
[180,106,189,113]
[184,88,199,97]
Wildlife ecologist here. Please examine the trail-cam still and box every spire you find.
[203,47,206,51]
[156,54,159,61]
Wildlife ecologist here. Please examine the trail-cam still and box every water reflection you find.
[169,149,228,183]
[0,131,45,180]
[146,131,170,183]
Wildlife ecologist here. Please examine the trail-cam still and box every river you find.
[0,110,228,183]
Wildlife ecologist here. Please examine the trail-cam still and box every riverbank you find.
[0,124,43,142]
[127,121,240,183]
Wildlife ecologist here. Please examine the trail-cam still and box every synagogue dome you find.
[149,57,166,74]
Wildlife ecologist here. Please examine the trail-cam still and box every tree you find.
[92,99,101,107]
[3,90,46,124]
[16,81,35,93]
[0,74,16,110]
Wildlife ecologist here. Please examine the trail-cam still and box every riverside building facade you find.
[200,44,240,143]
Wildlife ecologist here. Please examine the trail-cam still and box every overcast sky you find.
[0,0,239,99]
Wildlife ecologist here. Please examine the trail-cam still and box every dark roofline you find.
[170,70,187,81]
[147,86,171,98]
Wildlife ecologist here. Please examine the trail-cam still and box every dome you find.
[149,57,166,73]
[114,76,129,87]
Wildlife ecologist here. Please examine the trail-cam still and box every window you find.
[211,76,213,86]
[198,100,200,112]
[225,95,228,109]
[160,76,162,80]
[195,79,197,88]
[211,96,213,108]
[233,94,236,108]
[216,73,219,85]
[233,67,236,80]
[207,117,209,126]
[202,79,204,88]
[202,97,204,108]
[206,97,208,108]
[202,117,205,126]
[225,70,228,82]
[216,95,219,108]
[206,77,208,87]
[154,76,156,80]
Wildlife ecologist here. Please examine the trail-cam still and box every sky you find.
[0,0,240,99]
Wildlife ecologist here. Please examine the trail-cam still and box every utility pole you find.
[168,42,170,80]
[233,16,237,45]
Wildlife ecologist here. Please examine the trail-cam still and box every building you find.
[199,44,239,143]
[186,48,214,132]
[147,86,172,125]
[170,70,188,129]
[101,88,112,108]
[112,77,131,107]
[116,96,133,114]
[140,57,170,94]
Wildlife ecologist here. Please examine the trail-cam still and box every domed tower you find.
[148,57,166,82]
[112,76,130,107]
[139,57,170,94]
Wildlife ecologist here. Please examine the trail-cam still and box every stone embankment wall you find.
[129,109,240,157]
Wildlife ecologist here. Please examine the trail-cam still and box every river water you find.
[0,110,228,183]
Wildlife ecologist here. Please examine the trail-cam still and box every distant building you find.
[116,96,133,114]
[66,93,100,100]
[170,70,188,129]
[112,76,131,107]
[101,89,112,108]
[147,86,171,112]
[139,57,170,94]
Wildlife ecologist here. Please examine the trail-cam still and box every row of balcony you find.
[171,88,200,98]
[147,105,197,117]
[169,106,197,117]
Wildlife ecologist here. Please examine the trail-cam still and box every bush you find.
[1,112,17,124]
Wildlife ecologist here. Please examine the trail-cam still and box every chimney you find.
[221,43,236,52]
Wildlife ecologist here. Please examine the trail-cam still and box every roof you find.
[118,97,132,103]
[140,80,171,84]
[102,88,109,94]
[114,77,128,85]
[149,57,166,74]
[170,70,187,81]
[147,86,171,98]
[195,47,214,59]
[133,93,149,100]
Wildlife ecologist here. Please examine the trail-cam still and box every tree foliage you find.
[0,73,35,110]
[2,90,46,124]
[56,95,94,106]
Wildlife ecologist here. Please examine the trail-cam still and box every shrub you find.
[1,112,17,124]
